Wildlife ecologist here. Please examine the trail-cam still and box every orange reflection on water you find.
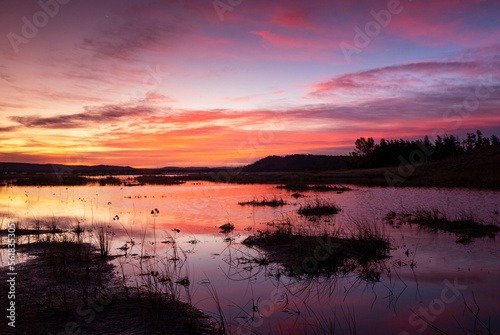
[1,182,499,334]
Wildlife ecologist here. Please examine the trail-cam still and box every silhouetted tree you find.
[350,137,374,167]
[476,130,483,148]
[349,130,497,168]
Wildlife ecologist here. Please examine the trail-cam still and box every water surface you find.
[1,182,499,334]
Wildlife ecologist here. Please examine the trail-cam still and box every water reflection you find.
[0,182,499,334]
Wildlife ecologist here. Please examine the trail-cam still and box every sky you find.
[0,0,499,168]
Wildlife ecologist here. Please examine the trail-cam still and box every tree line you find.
[350,130,499,168]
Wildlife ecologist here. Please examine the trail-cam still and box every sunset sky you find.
[1,0,499,167]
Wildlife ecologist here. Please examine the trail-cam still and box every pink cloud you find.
[249,30,303,48]
[307,58,498,100]
[144,92,177,103]
[273,9,312,29]
[222,90,286,103]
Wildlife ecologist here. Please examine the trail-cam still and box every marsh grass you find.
[121,228,216,334]
[385,208,499,244]
[0,236,115,329]
[98,176,123,186]
[238,196,287,207]
[219,222,235,233]
[135,175,185,185]
[7,174,91,186]
[298,198,341,216]
[0,219,212,334]
[0,227,64,236]
[277,184,352,192]
[200,280,228,334]
[92,221,115,257]
[242,218,390,279]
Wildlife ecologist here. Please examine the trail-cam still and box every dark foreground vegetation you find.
[385,209,499,244]
[0,236,212,334]
[242,219,390,280]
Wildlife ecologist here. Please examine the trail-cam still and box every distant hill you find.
[0,155,349,175]
[0,163,214,175]
[242,154,349,172]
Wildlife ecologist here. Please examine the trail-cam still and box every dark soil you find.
[0,241,212,334]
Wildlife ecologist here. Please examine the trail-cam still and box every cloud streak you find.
[308,60,498,98]
[10,106,154,129]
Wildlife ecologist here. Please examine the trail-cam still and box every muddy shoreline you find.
[0,240,212,335]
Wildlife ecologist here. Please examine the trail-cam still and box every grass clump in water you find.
[242,219,389,280]
[134,175,185,185]
[219,222,235,234]
[98,176,122,186]
[277,184,351,192]
[385,208,499,244]
[8,174,91,186]
[298,198,341,216]
[238,197,287,207]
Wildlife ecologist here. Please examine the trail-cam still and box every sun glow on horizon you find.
[0,0,499,167]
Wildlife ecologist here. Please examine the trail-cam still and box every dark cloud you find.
[0,72,11,82]
[10,105,154,129]
[0,152,55,164]
[0,126,18,132]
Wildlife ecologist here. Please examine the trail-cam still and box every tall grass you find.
[92,221,114,257]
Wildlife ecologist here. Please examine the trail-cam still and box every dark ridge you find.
[0,162,216,175]
[242,154,349,172]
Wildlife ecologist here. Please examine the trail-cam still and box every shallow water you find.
[1,182,499,334]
